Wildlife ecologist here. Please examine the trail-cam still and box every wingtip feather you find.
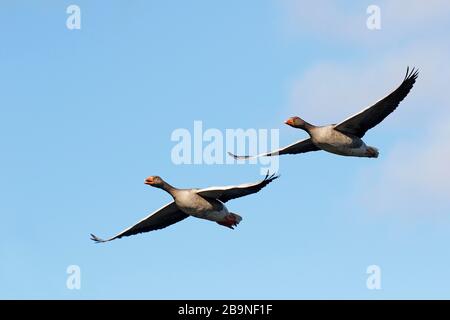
[264,172,280,183]
[404,66,419,82]
[90,233,107,243]
[227,151,250,160]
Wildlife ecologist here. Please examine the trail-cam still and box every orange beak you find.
[144,177,154,185]
[284,118,292,125]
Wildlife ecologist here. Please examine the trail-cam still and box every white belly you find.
[318,142,370,157]
[201,205,230,222]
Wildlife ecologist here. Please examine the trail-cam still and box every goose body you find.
[90,173,277,242]
[309,125,377,158]
[172,189,232,223]
[229,67,418,160]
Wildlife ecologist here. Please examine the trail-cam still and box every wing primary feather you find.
[227,138,319,159]
[334,67,418,137]
[196,172,280,203]
[90,233,108,243]
[227,151,250,160]
[90,202,188,243]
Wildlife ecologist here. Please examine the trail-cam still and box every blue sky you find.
[1,0,450,299]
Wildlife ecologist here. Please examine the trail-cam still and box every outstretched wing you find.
[228,138,319,159]
[334,67,419,138]
[196,172,279,203]
[90,202,189,243]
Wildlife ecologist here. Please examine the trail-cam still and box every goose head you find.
[144,176,165,188]
[285,116,307,129]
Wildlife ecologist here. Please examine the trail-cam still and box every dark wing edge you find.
[227,138,319,160]
[334,66,419,137]
[219,171,280,202]
[90,202,189,243]
[196,171,280,203]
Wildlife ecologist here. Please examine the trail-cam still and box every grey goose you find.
[90,173,278,242]
[229,67,418,159]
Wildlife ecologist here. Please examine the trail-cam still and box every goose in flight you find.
[90,173,279,243]
[229,67,418,159]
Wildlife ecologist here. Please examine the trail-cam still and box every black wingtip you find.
[264,171,280,183]
[90,233,107,243]
[227,151,239,159]
[227,151,250,160]
[404,66,419,81]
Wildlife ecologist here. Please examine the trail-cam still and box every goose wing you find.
[196,172,279,203]
[334,67,418,138]
[90,202,189,243]
[228,138,319,159]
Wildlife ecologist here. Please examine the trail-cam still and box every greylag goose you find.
[90,173,278,242]
[229,67,418,159]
